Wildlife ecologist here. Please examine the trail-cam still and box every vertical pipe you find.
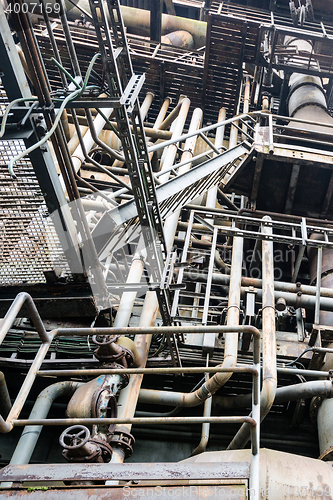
[158,97,191,184]
[112,241,146,328]
[110,106,206,466]
[140,92,154,121]
[190,360,212,457]
[242,77,250,140]
[111,101,186,329]
[228,216,276,449]
[153,97,171,130]
[181,234,244,406]
[314,247,323,326]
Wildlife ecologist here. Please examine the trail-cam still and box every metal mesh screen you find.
[0,87,73,286]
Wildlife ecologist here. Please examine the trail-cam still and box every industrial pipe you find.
[228,216,277,450]
[9,381,81,466]
[182,271,333,311]
[138,380,333,409]
[109,101,193,465]
[213,380,333,410]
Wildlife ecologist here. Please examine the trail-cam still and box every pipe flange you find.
[319,445,333,461]
[92,391,118,434]
[62,446,102,463]
[287,76,324,101]
[109,429,135,458]
[89,438,113,463]
[94,345,134,367]
[310,395,324,423]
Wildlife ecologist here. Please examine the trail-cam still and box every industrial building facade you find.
[1,0,333,497]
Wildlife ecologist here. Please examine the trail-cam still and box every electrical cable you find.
[0,96,38,138]
[285,347,313,366]
[8,54,101,177]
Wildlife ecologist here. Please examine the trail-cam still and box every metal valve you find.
[59,425,90,450]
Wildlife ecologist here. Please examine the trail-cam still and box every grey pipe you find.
[228,216,277,450]
[213,380,333,410]
[138,380,333,409]
[9,381,81,466]
[183,271,333,311]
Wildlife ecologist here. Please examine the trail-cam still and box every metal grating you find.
[0,91,73,285]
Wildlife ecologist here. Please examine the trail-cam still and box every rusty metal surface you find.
[0,484,247,499]
[0,462,250,482]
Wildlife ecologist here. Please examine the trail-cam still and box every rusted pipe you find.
[38,2,207,48]
[228,216,277,450]
[113,241,146,328]
[13,415,256,427]
[161,30,194,49]
[158,98,185,131]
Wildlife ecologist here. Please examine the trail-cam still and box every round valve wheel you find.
[59,425,90,450]
[92,334,119,346]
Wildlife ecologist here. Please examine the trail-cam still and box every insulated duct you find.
[26,1,207,48]
[286,37,333,461]
[286,39,333,136]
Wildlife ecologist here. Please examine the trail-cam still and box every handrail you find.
[0,293,54,433]
[147,109,333,156]
[0,294,261,499]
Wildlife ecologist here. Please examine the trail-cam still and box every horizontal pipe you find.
[37,365,258,377]
[12,416,256,427]
[213,380,333,410]
[51,325,260,340]
[182,271,333,297]
[183,271,333,311]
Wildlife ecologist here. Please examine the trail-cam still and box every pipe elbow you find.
[0,417,12,433]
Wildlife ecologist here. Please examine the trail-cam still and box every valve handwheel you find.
[59,425,90,450]
[92,334,119,346]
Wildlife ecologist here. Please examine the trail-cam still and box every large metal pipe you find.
[106,101,191,466]
[228,216,277,450]
[75,3,207,49]
[27,2,207,48]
